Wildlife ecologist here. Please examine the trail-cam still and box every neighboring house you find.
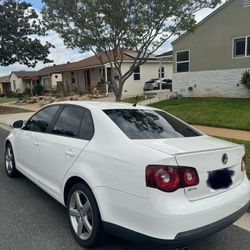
[172,0,250,98]
[9,71,35,93]
[55,51,173,97]
[9,70,62,93]
[0,75,11,95]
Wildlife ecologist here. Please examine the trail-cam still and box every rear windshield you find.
[104,109,201,139]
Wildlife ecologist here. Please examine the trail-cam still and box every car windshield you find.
[104,109,201,139]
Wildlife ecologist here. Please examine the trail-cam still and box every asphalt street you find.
[0,127,250,250]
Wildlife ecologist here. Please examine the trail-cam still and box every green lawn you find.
[220,138,250,179]
[150,98,250,131]
[0,98,17,104]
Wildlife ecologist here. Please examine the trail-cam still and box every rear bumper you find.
[104,201,249,248]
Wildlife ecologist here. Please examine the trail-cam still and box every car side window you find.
[52,106,84,138]
[24,105,60,133]
[79,109,94,140]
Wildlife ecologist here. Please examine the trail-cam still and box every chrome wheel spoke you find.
[74,192,83,210]
[77,220,84,236]
[82,216,92,233]
[81,200,90,215]
[70,208,80,218]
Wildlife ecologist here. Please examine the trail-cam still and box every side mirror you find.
[12,120,24,129]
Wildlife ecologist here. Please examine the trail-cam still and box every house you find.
[9,71,35,93]
[9,70,62,93]
[172,0,250,98]
[0,75,11,96]
[57,51,173,97]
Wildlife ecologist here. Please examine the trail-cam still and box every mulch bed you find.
[0,106,32,114]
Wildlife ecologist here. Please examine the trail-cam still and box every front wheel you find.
[5,143,18,178]
[67,183,107,248]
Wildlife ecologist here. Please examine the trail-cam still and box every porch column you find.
[104,66,108,96]
[159,57,162,90]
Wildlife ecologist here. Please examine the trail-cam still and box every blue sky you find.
[0,1,225,76]
[26,0,43,10]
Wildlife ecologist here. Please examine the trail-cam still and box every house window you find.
[248,37,250,56]
[158,67,165,78]
[71,72,75,84]
[133,66,140,80]
[13,80,16,90]
[176,50,189,73]
[243,0,250,7]
[233,36,250,57]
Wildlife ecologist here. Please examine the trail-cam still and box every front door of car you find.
[14,105,61,181]
[36,105,94,197]
[14,129,39,180]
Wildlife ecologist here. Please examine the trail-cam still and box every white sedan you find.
[4,101,250,248]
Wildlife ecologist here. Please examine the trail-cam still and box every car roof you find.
[52,101,156,111]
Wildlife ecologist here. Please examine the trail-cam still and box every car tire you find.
[5,143,18,178]
[67,183,107,248]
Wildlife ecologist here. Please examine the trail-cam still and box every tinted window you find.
[79,110,94,140]
[104,109,201,139]
[25,105,60,133]
[52,106,83,137]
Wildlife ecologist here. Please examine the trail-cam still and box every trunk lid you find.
[135,135,245,201]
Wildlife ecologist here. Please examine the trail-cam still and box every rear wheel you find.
[5,143,18,178]
[67,183,107,247]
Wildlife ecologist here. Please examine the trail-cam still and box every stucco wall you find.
[9,74,24,92]
[173,0,250,73]
[122,62,173,97]
[172,68,250,98]
[51,73,62,88]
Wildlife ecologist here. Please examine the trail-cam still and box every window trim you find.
[175,50,190,73]
[232,36,250,59]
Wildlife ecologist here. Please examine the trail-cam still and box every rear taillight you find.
[241,155,247,172]
[146,165,199,192]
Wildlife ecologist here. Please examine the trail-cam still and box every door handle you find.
[33,141,39,147]
[65,149,75,157]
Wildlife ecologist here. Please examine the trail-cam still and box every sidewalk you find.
[0,112,34,130]
[193,125,250,142]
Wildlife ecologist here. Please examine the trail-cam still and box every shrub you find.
[24,87,32,97]
[33,84,44,96]
[240,70,250,89]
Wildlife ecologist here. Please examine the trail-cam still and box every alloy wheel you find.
[69,190,93,240]
[5,146,14,174]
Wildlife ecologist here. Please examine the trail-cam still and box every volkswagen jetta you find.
[4,101,250,248]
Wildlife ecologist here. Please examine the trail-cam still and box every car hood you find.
[133,135,239,155]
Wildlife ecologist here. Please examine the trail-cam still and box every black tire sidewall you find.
[66,183,106,248]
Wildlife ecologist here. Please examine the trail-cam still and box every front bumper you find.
[104,201,249,248]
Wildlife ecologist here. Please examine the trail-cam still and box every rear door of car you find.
[36,104,94,196]
[14,105,61,181]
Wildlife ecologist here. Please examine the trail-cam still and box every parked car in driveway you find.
[4,101,250,248]
[143,78,172,92]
